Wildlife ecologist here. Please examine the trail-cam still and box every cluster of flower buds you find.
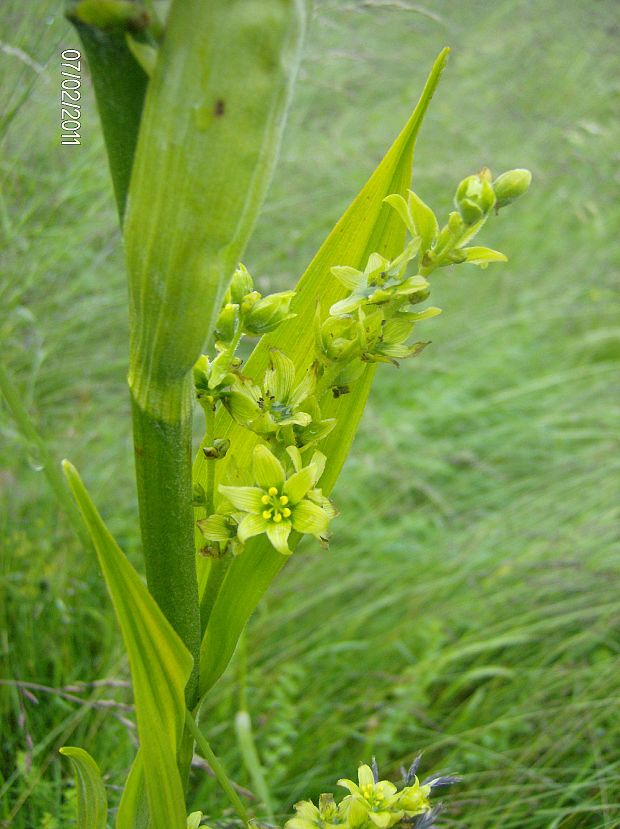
[193,266,299,428]
[285,759,459,829]
[215,264,296,348]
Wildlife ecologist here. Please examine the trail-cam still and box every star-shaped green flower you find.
[338,764,402,829]
[329,244,428,317]
[285,794,347,829]
[215,444,336,555]
[393,778,432,818]
[225,349,315,436]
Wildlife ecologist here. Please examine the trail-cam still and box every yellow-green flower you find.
[394,778,432,818]
[215,444,336,555]
[338,764,402,829]
[285,794,347,829]
[225,349,315,435]
[329,246,427,317]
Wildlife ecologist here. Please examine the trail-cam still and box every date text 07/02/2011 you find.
[61,49,81,146]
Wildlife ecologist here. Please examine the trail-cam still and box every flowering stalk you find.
[194,166,530,566]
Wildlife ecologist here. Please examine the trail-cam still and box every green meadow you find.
[1,1,619,826]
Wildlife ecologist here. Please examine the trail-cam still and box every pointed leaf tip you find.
[59,746,108,829]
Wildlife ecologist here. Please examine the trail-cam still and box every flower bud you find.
[454,173,496,225]
[492,168,532,209]
[243,290,296,335]
[193,355,211,395]
[229,264,254,304]
[240,290,261,316]
[214,303,239,345]
[192,482,207,507]
[202,438,231,460]
[318,315,360,362]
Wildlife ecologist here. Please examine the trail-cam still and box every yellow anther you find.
[273,512,283,523]
[261,494,270,504]
[282,507,292,518]
[268,486,278,496]
[262,510,272,519]
[279,495,289,505]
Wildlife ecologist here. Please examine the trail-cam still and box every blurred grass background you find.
[1,0,619,826]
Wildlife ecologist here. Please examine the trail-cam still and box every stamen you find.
[262,510,272,519]
[279,495,289,505]
[261,494,270,504]
[282,507,291,518]
[273,512,282,523]
[268,486,278,496]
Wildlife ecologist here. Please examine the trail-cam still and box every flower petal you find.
[197,514,234,542]
[308,450,326,485]
[237,512,268,543]
[293,801,320,821]
[264,348,295,402]
[285,819,315,829]
[283,467,314,504]
[252,444,285,489]
[331,265,366,291]
[218,485,264,513]
[266,520,292,555]
[368,811,404,829]
[368,812,392,828]
[286,444,303,473]
[394,275,428,296]
[307,489,338,520]
[278,412,312,428]
[337,779,359,796]
[288,371,315,409]
[291,500,330,536]
[357,765,375,788]
[365,252,389,276]
[329,294,366,317]
[376,782,397,798]
[226,386,263,426]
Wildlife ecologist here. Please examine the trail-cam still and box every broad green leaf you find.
[462,246,508,265]
[194,48,450,696]
[124,0,308,416]
[63,461,193,829]
[59,746,108,829]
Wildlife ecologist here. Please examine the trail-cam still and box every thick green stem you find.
[131,379,201,707]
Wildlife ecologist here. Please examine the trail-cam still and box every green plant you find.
[7,2,530,826]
